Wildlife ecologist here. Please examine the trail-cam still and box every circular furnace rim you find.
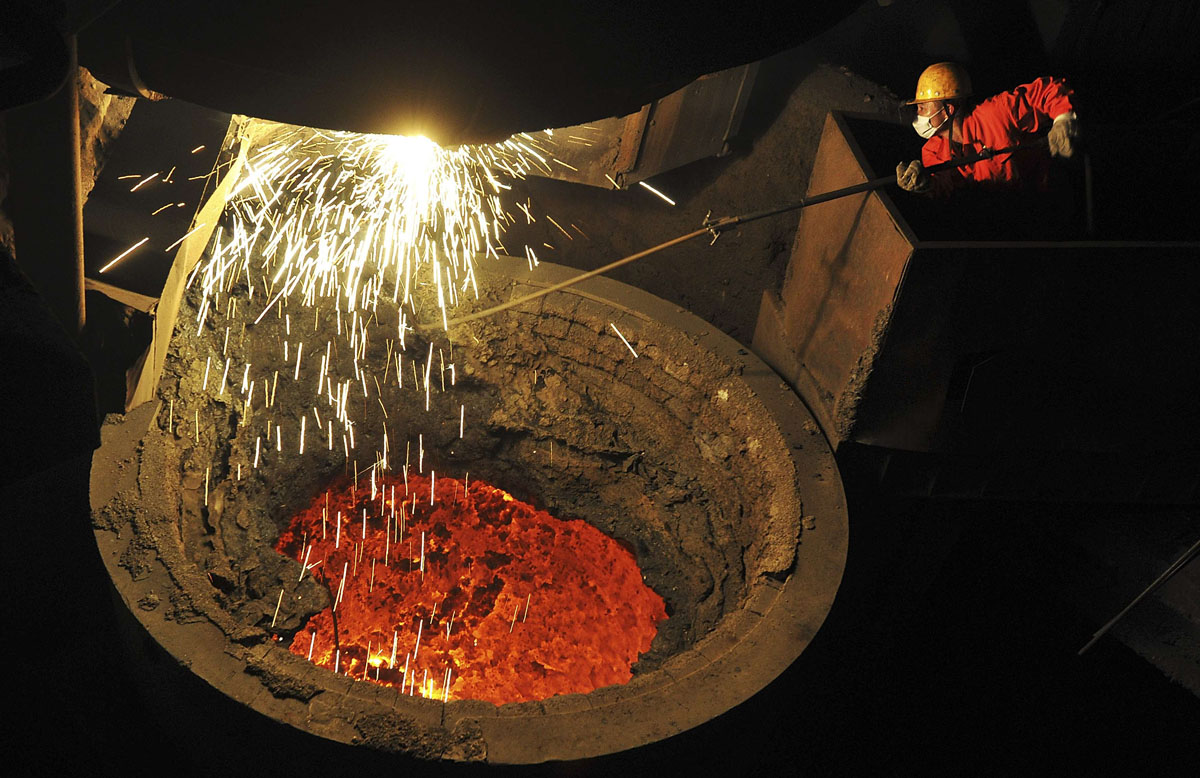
[91,256,849,764]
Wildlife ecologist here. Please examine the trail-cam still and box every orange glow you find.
[275,474,667,704]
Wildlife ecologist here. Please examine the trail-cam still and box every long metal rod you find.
[1077,535,1200,656]
[707,139,1045,231]
[438,140,1043,329]
[442,227,710,327]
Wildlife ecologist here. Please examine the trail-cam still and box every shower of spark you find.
[160,119,668,703]
[192,121,559,334]
[179,120,577,474]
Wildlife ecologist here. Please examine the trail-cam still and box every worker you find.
[896,62,1080,200]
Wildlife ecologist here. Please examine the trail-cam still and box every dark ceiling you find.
[75,0,863,145]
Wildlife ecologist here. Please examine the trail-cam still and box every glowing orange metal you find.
[276,474,666,703]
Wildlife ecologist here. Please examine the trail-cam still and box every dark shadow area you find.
[808,0,1052,101]
[810,0,1198,130]
[735,48,824,154]
[736,458,1200,774]
[80,289,153,415]
[77,0,864,146]
[2,456,188,777]
[1051,0,1200,125]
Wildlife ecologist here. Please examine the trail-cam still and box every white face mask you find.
[912,106,949,139]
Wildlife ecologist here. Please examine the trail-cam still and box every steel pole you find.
[4,34,86,336]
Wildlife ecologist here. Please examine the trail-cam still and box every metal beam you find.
[5,34,86,336]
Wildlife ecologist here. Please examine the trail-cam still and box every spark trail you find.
[183,120,568,476]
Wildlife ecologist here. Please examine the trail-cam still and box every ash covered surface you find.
[95,243,804,695]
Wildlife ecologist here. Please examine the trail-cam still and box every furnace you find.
[92,251,846,765]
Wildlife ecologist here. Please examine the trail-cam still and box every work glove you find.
[1048,112,1080,159]
[896,160,930,193]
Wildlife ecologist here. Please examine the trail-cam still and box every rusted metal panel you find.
[754,112,914,444]
[627,63,758,185]
[532,108,649,190]
[613,104,652,177]
[533,64,757,189]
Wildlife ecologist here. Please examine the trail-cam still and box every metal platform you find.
[754,112,1200,503]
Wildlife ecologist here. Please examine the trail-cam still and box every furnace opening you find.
[92,253,844,763]
[274,472,667,704]
[153,258,795,670]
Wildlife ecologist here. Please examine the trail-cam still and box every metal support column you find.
[5,34,86,336]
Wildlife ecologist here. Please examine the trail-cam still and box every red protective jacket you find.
[923,77,1075,197]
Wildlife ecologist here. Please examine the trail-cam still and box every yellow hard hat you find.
[907,62,972,105]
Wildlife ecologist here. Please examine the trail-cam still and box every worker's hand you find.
[896,160,930,193]
[1048,112,1080,159]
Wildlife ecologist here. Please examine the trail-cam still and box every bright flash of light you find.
[192,121,559,338]
[182,120,563,461]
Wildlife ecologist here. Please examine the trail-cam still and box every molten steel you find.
[276,473,667,704]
